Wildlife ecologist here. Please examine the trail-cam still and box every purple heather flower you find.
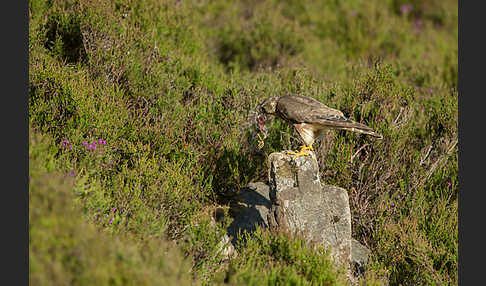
[447,182,452,187]
[175,1,182,5]
[400,4,413,14]
[61,140,72,150]
[111,207,117,213]
[98,139,104,144]
[82,142,89,146]
[391,202,395,207]
[108,217,114,225]
[429,88,434,94]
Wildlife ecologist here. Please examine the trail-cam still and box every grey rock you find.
[351,239,371,275]
[266,151,352,267]
[227,150,353,268]
[227,182,271,245]
[217,233,237,260]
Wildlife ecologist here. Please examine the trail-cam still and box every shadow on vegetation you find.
[44,14,86,64]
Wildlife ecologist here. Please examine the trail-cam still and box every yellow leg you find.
[286,145,313,157]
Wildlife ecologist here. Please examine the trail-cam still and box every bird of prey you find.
[255,94,382,156]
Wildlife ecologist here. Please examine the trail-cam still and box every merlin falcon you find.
[255,94,382,156]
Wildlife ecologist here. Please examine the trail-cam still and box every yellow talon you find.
[286,145,313,157]
[300,145,314,152]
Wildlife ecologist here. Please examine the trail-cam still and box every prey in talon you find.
[255,113,268,150]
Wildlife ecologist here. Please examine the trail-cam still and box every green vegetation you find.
[29,132,194,285]
[29,0,457,285]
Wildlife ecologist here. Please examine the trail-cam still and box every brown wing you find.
[276,94,382,137]
[276,94,348,126]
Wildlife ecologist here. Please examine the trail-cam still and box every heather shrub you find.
[29,0,457,284]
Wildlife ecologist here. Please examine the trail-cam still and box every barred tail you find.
[341,126,383,139]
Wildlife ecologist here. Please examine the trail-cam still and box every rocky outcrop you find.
[227,150,369,272]
[265,151,352,267]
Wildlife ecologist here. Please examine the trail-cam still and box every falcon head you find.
[260,96,279,115]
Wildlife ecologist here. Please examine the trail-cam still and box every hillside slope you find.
[29,0,457,284]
